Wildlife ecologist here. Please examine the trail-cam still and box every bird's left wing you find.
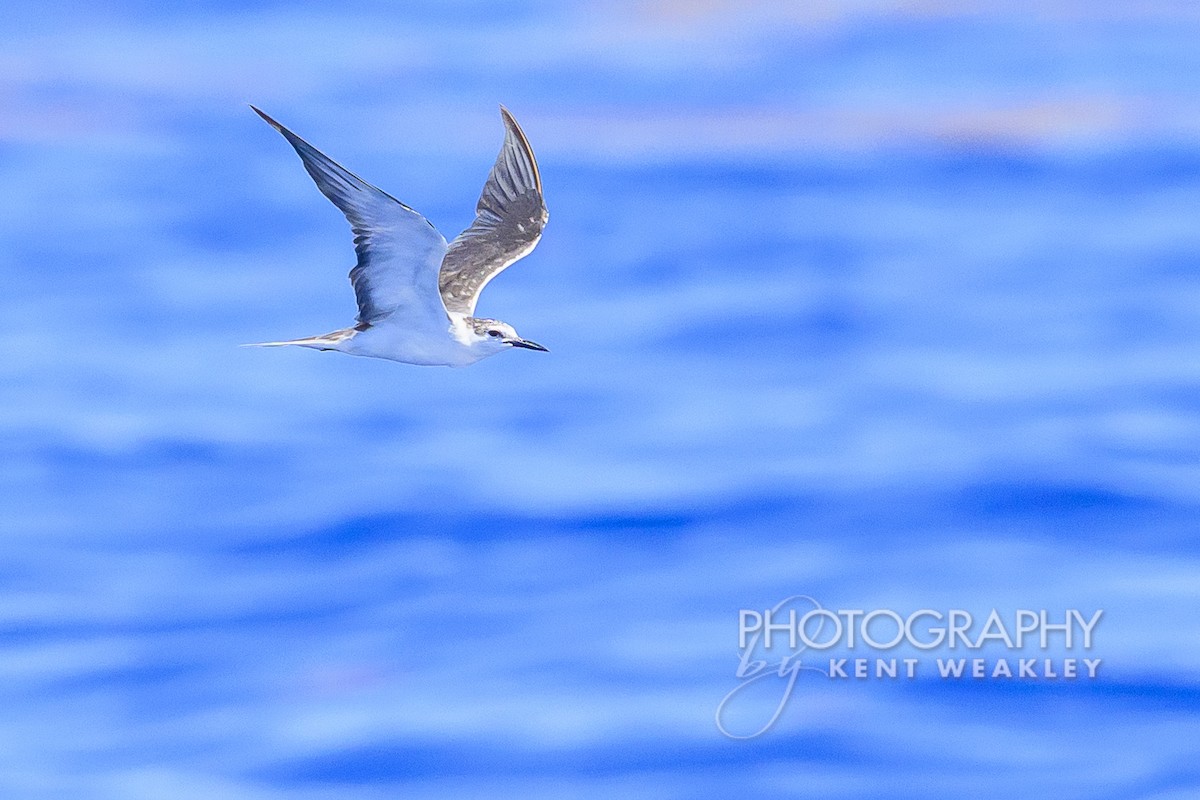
[438,106,547,316]
[252,106,450,327]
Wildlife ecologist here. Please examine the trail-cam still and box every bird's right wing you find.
[438,106,547,316]
[252,106,450,327]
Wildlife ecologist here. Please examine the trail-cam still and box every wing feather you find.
[252,106,449,326]
[438,107,547,316]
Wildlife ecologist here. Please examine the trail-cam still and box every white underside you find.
[326,313,500,367]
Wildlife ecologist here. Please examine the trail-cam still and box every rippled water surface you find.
[3,2,1200,797]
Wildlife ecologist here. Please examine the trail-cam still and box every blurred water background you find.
[3,1,1200,797]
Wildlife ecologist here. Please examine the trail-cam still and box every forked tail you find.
[242,326,360,351]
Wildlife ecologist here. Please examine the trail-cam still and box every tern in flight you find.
[247,105,549,366]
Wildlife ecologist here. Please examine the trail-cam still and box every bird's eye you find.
[488,330,504,338]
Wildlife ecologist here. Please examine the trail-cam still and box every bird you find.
[246,105,549,366]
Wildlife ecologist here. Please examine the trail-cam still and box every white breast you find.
[339,314,489,367]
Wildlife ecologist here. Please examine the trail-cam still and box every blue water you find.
[3,2,1200,797]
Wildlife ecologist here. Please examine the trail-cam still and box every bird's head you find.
[468,318,549,355]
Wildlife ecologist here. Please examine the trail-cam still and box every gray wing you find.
[438,106,547,316]
[252,106,450,327]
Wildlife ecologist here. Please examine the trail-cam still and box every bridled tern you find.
[247,105,549,366]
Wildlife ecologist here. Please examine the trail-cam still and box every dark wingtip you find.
[495,105,541,193]
[249,104,283,132]
[498,104,521,132]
